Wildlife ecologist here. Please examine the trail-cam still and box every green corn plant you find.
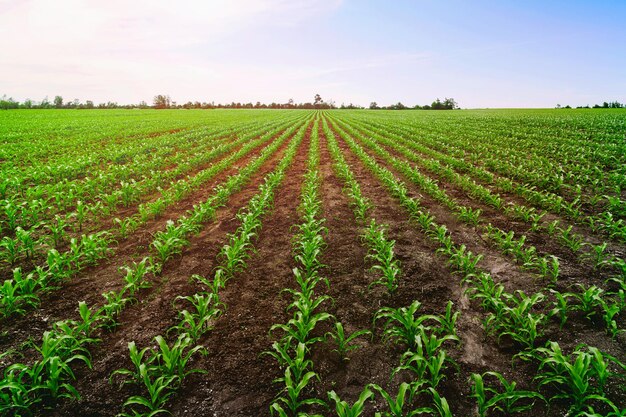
[327,388,374,417]
[114,216,139,239]
[582,402,626,417]
[393,327,459,389]
[100,288,131,323]
[153,334,206,381]
[172,292,223,342]
[569,284,605,319]
[119,364,176,417]
[0,269,40,317]
[294,231,327,277]
[558,225,584,252]
[528,212,545,232]
[45,215,68,248]
[151,234,188,267]
[290,267,329,301]
[270,368,326,416]
[414,211,435,231]
[111,341,155,385]
[72,200,89,231]
[438,301,460,338]
[364,220,401,294]
[120,180,140,207]
[2,201,20,233]
[78,232,114,266]
[601,302,622,339]
[368,382,432,417]
[15,227,36,260]
[484,290,546,351]
[0,236,20,265]
[448,245,483,276]
[428,388,452,417]
[583,242,614,270]
[120,257,153,296]
[113,334,206,416]
[218,232,255,278]
[76,301,107,336]
[470,371,545,416]
[530,255,560,284]
[287,292,333,325]
[265,342,313,383]
[325,322,371,361]
[429,224,449,246]
[533,342,625,414]
[549,290,572,329]
[270,310,334,347]
[457,206,482,226]
[374,301,442,352]
[546,220,560,235]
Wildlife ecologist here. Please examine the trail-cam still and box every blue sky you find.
[1,0,625,108]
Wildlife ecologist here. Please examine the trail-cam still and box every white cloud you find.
[0,0,343,102]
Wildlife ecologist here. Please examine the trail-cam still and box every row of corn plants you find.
[1,125,243,268]
[267,118,336,416]
[326,115,626,416]
[0,119,311,415]
[346,113,626,242]
[347,111,625,205]
[329,116,625,338]
[323,118,462,416]
[0,113,306,271]
[0,117,307,320]
[0,255,154,414]
[111,114,311,417]
[1,110,303,205]
[342,117,624,271]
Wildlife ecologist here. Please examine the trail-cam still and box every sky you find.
[1,0,625,108]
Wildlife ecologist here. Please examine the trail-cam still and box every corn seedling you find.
[270,368,326,416]
[327,388,374,417]
[364,220,401,294]
[368,382,433,417]
[325,322,371,361]
[533,342,626,414]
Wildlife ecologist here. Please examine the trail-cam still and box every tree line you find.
[1,94,461,110]
[557,101,625,109]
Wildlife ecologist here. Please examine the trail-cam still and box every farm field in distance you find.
[0,108,625,417]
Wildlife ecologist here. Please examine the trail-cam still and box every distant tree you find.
[369,101,379,110]
[431,98,445,110]
[389,102,407,110]
[314,94,322,105]
[54,95,63,108]
[85,100,94,109]
[153,94,171,109]
[443,97,458,109]
[23,99,32,109]
[0,95,19,110]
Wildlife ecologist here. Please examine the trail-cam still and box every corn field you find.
[0,108,625,417]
